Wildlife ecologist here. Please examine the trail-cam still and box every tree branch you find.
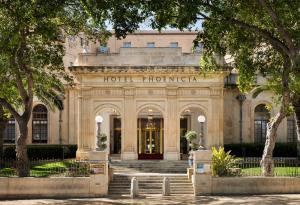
[258,0,295,55]
[14,71,29,104]
[198,2,290,57]
[228,18,290,56]
[0,98,21,121]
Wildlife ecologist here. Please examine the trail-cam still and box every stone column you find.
[76,92,93,160]
[164,87,180,160]
[122,87,137,160]
[207,88,223,148]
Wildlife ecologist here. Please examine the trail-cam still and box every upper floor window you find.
[98,43,109,53]
[123,42,131,48]
[3,117,15,143]
[80,37,84,47]
[287,115,297,142]
[32,104,48,144]
[147,42,155,48]
[254,104,270,143]
[170,42,178,48]
[194,43,203,53]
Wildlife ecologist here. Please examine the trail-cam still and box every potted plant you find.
[185,131,199,167]
[96,133,107,151]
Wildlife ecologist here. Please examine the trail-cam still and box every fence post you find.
[162,177,170,196]
[131,177,139,198]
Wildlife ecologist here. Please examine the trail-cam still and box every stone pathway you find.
[1,195,300,205]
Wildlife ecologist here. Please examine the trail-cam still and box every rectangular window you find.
[170,42,178,48]
[3,119,15,143]
[194,43,203,53]
[80,37,84,47]
[123,42,131,48]
[287,118,297,142]
[254,120,267,143]
[147,42,155,48]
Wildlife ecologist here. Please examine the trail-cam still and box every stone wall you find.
[211,177,300,195]
[0,176,108,199]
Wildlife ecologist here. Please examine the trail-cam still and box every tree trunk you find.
[260,111,285,176]
[293,104,300,159]
[16,120,29,177]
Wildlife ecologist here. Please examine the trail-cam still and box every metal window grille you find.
[32,104,48,143]
[3,118,15,143]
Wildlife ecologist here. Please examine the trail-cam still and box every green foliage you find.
[3,145,77,159]
[96,133,107,151]
[0,168,16,177]
[185,131,199,151]
[224,143,297,158]
[185,130,198,141]
[212,146,240,177]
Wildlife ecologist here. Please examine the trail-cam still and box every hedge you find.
[224,143,297,157]
[2,144,77,159]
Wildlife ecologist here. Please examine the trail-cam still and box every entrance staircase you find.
[108,160,194,196]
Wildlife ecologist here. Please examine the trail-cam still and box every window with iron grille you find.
[32,104,48,143]
[254,104,270,143]
[287,115,297,142]
[3,117,15,143]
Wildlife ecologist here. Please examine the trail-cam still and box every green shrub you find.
[0,168,16,176]
[224,143,297,157]
[96,133,107,151]
[3,145,77,159]
[212,146,240,177]
[185,131,199,151]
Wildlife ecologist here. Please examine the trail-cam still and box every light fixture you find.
[95,115,103,123]
[197,115,206,123]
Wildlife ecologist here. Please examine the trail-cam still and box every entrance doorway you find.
[137,108,164,160]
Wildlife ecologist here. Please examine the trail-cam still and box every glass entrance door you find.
[138,118,163,159]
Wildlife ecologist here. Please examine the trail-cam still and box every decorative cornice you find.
[69,65,230,75]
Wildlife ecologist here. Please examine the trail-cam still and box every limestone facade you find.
[3,31,297,160]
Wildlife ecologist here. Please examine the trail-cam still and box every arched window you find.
[3,117,15,143]
[254,104,270,143]
[287,115,297,142]
[32,104,48,143]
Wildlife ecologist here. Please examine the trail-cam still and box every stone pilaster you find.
[122,87,137,160]
[164,87,180,160]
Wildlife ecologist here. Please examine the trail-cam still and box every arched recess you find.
[32,104,48,143]
[94,104,122,155]
[137,106,164,160]
[136,103,166,118]
[254,104,270,143]
[179,104,207,159]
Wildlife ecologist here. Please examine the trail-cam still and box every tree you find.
[0,0,149,177]
[132,0,300,176]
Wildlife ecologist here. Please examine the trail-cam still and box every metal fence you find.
[0,158,91,177]
[238,157,300,177]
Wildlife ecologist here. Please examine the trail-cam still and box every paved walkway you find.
[1,195,300,205]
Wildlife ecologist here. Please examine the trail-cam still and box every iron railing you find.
[238,157,300,177]
[0,158,91,177]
